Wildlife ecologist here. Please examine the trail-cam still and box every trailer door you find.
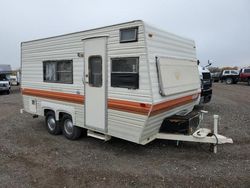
[84,37,107,132]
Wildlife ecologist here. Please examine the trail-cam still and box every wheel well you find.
[59,112,71,121]
[44,109,54,116]
[44,110,72,122]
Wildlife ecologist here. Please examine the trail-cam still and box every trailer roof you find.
[21,20,143,44]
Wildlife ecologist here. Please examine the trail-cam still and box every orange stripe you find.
[108,98,151,115]
[22,88,84,104]
[150,96,195,116]
[22,88,198,116]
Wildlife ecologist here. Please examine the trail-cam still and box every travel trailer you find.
[21,20,232,151]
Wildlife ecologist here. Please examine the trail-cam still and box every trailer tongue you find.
[156,112,233,153]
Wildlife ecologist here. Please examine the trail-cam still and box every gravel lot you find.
[0,84,250,188]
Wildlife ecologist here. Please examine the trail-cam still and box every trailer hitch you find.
[156,112,233,153]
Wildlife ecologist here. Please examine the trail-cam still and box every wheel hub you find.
[47,116,56,131]
[64,119,73,135]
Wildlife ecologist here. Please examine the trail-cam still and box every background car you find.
[220,70,239,84]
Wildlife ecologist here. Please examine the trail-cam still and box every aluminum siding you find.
[144,23,198,104]
[21,20,151,143]
[139,23,199,143]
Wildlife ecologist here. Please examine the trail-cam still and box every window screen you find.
[43,60,73,84]
[88,56,102,87]
[112,58,139,73]
[111,57,139,89]
[120,27,138,43]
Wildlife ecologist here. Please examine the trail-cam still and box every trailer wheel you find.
[62,114,82,140]
[225,78,233,84]
[45,111,61,135]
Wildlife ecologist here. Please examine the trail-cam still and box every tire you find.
[225,78,233,84]
[62,114,82,140]
[6,90,10,95]
[248,79,250,86]
[45,111,61,135]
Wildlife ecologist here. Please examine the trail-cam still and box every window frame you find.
[119,27,138,43]
[43,59,73,84]
[111,57,139,89]
[88,55,103,88]
[111,57,139,74]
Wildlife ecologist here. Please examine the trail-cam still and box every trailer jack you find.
[156,113,233,153]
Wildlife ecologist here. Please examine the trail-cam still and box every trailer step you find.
[87,130,111,141]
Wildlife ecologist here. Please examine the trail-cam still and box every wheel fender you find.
[41,101,76,124]
[56,110,76,125]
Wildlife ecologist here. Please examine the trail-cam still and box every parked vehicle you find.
[198,66,212,104]
[9,75,19,86]
[211,72,220,82]
[239,67,250,85]
[20,20,232,150]
[0,74,10,94]
[220,70,239,84]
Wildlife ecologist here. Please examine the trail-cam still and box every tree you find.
[221,66,239,70]
[208,67,221,73]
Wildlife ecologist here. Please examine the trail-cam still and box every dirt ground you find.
[0,83,250,188]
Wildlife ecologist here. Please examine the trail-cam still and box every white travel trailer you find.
[21,20,232,151]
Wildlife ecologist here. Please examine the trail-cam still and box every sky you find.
[0,0,249,69]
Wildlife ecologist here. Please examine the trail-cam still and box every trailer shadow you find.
[31,117,216,159]
[98,137,214,158]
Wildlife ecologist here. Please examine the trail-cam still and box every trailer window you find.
[111,57,139,89]
[120,27,138,43]
[43,60,73,84]
[88,56,102,87]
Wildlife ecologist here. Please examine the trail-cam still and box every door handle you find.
[82,76,88,84]
[82,76,89,84]
[85,74,89,84]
